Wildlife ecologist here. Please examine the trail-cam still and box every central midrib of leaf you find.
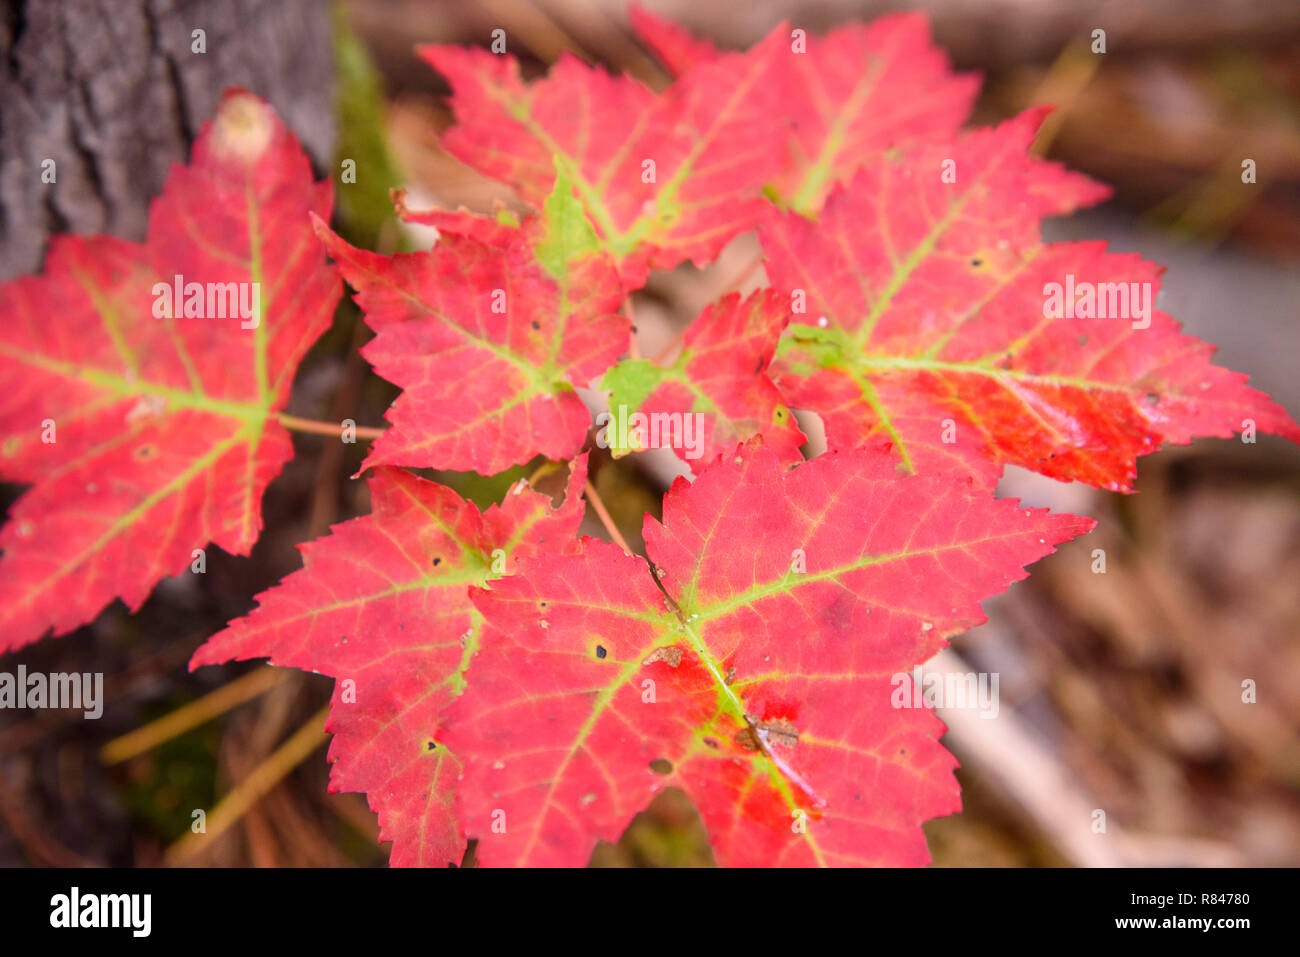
[370,270,557,395]
[784,329,1157,402]
[665,592,832,864]
[778,296,1153,472]
[787,51,887,214]
[0,346,269,421]
[492,51,771,262]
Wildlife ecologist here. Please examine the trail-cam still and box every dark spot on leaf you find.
[530,320,540,330]
[595,645,607,659]
[970,258,983,267]
[1146,392,1160,406]
[1077,333,1089,346]
[432,557,442,566]
[821,590,855,633]
[703,737,719,749]
[133,444,157,460]
[426,741,437,751]
[649,758,673,775]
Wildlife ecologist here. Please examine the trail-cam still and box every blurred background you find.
[1,0,1297,867]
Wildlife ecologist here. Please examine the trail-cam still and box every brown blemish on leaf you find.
[643,645,682,667]
[760,717,799,749]
[738,715,799,752]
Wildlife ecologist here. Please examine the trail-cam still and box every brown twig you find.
[277,412,386,440]
[584,479,633,554]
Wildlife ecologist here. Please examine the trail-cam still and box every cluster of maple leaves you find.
[1,11,1296,867]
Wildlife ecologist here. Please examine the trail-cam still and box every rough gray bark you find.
[0,0,335,279]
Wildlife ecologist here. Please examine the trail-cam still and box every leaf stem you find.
[583,479,633,554]
[277,412,386,440]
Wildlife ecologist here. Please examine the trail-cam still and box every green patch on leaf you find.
[534,162,602,280]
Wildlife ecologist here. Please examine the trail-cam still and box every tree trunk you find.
[0,0,334,279]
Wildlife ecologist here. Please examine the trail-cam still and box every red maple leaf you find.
[315,172,628,474]
[191,457,589,866]
[0,90,339,652]
[628,4,720,75]
[447,442,1093,866]
[761,111,1299,490]
[599,290,806,464]
[420,28,790,288]
[631,9,982,216]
